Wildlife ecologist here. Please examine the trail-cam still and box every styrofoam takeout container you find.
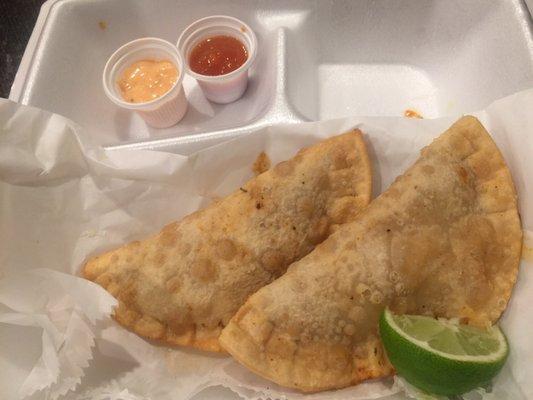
[8,0,533,151]
[177,15,258,104]
[102,37,188,128]
[4,1,533,399]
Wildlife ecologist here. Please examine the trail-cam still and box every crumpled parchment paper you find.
[0,89,532,400]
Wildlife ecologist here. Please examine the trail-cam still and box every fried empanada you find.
[220,116,521,391]
[83,130,372,352]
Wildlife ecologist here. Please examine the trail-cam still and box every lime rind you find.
[383,309,508,363]
[380,308,509,395]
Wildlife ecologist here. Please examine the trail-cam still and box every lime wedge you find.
[379,308,508,396]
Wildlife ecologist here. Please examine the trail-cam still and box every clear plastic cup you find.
[102,37,188,128]
[177,16,257,104]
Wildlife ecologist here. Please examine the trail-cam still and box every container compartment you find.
[286,0,533,120]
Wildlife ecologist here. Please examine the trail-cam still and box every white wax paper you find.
[0,89,532,400]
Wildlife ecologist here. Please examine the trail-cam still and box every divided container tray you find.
[9,0,533,155]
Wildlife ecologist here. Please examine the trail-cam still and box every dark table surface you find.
[1,0,47,99]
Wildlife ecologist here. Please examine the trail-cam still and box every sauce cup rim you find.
[102,37,186,110]
[176,15,258,82]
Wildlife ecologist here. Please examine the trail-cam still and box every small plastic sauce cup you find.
[177,16,257,104]
[103,38,188,128]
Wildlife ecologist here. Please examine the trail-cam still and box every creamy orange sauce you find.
[118,59,178,103]
[404,109,423,119]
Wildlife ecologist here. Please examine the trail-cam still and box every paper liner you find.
[1,90,533,399]
[0,270,116,399]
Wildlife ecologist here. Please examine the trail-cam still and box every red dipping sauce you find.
[189,35,248,76]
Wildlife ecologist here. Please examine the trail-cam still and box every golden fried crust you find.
[83,130,372,352]
[220,116,522,390]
